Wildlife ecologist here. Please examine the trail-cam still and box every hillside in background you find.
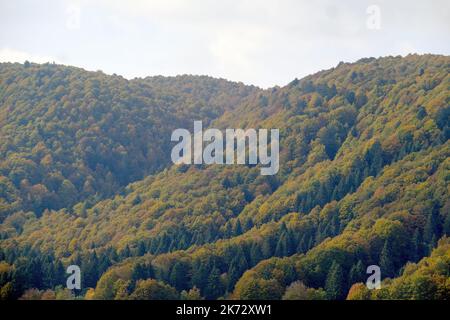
[0,64,257,218]
[0,54,449,300]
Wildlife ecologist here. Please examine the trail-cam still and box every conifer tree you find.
[325,261,345,300]
[169,261,190,291]
[204,267,224,299]
[348,260,364,285]
[380,239,395,277]
[411,228,423,262]
[443,214,450,236]
[233,220,243,236]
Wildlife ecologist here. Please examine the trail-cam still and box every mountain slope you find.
[346,236,450,300]
[0,54,449,300]
[0,63,258,218]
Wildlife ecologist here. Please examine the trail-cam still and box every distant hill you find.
[0,63,257,218]
[0,54,449,300]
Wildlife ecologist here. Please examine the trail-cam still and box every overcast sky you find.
[1,0,449,88]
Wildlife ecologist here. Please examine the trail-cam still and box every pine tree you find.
[222,177,231,189]
[297,234,308,253]
[227,256,246,293]
[169,261,190,291]
[42,259,55,288]
[424,210,439,254]
[137,241,146,256]
[348,260,364,285]
[249,243,263,266]
[424,212,436,243]
[307,235,315,251]
[204,267,224,299]
[331,214,340,236]
[275,232,289,257]
[430,234,438,254]
[82,252,99,288]
[443,214,450,236]
[233,220,242,236]
[380,239,395,277]
[98,254,111,275]
[325,261,345,300]
[244,217,254,231]
[120,245,131,259]
[411,228,423,262]
[224,222,232,238]
[54,260,66,287]
[191,259,211,293]
[132,262,154,283]
[283,264,297,286]
[131,263,146,286]
[29,257,44,289]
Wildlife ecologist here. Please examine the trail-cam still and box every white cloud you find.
[65,4,81,30]
[209,25,271,84]
[0,0,448,87]
[0,48,61,64]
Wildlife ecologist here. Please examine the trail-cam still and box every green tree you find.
[169,261,191,291]
[380,239,395,277]
[424,210,439,253]
[204,267,224,299]
[129,279,179,300]
[233,220,243,236]
[180,286,203,300]
[325,261,345,300]
[411,229,423,262]
[349,260,364,285]
[443,214,450,236]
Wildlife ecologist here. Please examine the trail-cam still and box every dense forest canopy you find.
[0,64,257,218]
[0,54,449,300]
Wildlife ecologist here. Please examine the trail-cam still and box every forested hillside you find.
[0,63,257,218]
[0,54,449,300]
